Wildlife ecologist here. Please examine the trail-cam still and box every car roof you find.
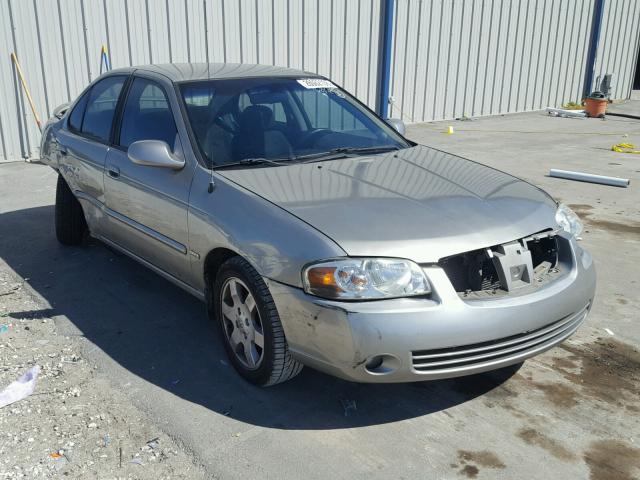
[108,63,319,82]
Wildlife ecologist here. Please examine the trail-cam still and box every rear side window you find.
[68,91,89,131]
[81,76,126,142]
[119,78,177,150]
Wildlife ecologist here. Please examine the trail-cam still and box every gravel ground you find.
[0,266,206,479]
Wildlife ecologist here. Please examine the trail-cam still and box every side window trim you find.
[66,74,129,146]
[111,75,135,149]
[174,82,209,168]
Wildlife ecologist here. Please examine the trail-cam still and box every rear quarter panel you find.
[39,120,62,169]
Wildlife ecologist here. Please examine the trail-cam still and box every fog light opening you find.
[365,356,384,370]
[364,354,400,375]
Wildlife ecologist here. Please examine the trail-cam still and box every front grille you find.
[411,303,589,373]
[438,231,562,296]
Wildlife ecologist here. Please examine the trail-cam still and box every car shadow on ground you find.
[1,205,520,430]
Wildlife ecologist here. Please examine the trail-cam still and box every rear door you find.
[56,75,127,234]
[102,73,195,283]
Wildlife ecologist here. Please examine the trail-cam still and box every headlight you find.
[303,258,431,300]
[555,203,583,237]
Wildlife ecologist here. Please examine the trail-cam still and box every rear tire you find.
[212,256,303,386]
[55,174,87,245]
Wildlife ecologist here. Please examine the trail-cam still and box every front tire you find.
[213,257,303,386]
[55,174,87,245]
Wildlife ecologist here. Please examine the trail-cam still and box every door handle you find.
[107,166,120,179]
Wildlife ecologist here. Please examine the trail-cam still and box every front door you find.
[102,75,195,283]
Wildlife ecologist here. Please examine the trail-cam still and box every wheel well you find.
[203,247,238,286]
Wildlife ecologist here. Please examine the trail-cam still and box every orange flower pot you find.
[584,97,607,118]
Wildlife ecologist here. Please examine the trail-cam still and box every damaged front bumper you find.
[268,235,596,383]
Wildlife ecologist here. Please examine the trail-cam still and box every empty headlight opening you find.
[439,231,562,296]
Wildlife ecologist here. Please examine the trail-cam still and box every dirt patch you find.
[517,428,576,461]
[498,403,532,420]
[568,203,640,236]
[586,218,640,235]
[530,380,579,408]
[558,339,640,408]
[458,450,506,469]
[459,465,479,478]
[552,356,579,370]
[456,450,505,478]
[584,440,640,480]
[568,204,594,215]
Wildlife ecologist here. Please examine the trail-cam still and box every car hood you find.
[219,145,559,263]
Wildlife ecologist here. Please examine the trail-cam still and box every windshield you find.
[179,77,409,167]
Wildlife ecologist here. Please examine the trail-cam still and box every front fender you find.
[187,165,346,291]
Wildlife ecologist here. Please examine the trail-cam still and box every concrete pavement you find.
[1,108,639,479]
[608,91,640,117]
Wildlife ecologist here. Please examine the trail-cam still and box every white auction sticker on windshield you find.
[297,78,337,89]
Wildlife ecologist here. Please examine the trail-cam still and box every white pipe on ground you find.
[549,169,630,188]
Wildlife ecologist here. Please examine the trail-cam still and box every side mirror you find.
[127,140,185,170]
[53,103,70,119]
[386,118,406,136]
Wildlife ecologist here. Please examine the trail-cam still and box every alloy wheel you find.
[220,277,265,369]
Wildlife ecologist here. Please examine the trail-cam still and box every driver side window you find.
[119,78,177,151]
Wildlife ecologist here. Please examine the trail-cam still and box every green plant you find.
[562,101,584,110]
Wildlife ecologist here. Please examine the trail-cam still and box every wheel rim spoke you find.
[221,302,235,321]
[244,294,256,314]
[243,341,256,367]
[254,330,264,349]
[220,276,265,370]
[229,325,243,348]
[228,279,242,307]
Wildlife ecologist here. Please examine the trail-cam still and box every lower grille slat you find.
[411,304,590,373]
[412,303,589,361]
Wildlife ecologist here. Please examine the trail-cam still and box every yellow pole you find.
[11,53,42,132]
[100,45,108,73]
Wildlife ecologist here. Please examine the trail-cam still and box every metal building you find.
[1,0,638,163]
[386,0,640,120]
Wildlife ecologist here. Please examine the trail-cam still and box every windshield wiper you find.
[294,145,401,163]
[212,146,401,169]
[211,157,291,170]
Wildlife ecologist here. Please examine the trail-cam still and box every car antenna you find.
[203,0,214,193]
[208,164,215,193]
[204,0,210,81]
[206,64,215,193]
